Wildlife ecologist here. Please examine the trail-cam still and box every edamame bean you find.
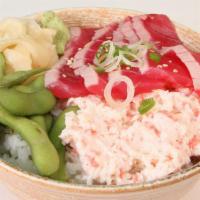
[0,68,47,88]
[45,114,53,133]
[0,104,59,176]
[49,105,79,181]
[0,53,6,80]
[51,147,66,181]
[49,106,79,148]
[0,87,56,116]
[30,115,47,132]
[28,75,44,90]
[30,114,53,133]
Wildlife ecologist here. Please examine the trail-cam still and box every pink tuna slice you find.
[45,14,200,100]
[132,14,182,47]
[162,45,200,90]
[113,16,139,45]
[45,27,96,98]
[71,23,118,88]
[86,48,196,100]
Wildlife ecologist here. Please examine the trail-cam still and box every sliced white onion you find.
[128,40,147,50]
[101,56,119,70]
[121,54,137,66]
[108,70,122,79]
[105,50,139,71]
[105,55,122,72]
[104,75,135,108]
[93,40,152,73]
[137,48,148,64]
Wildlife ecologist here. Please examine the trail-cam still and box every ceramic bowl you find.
[0,8,200,200]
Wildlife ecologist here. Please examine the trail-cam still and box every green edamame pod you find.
[0,68,47,88]
[0,53,6,80]
[51,146,66,181]
[49,105,79,181]
[28,75,44,90]
[0,104,59,176]
[49,106,79,148]
[30,115,47,132]
[0,87,56,116]
[44,114,53,133]
[31,114,53,133]
[15,85,36,93]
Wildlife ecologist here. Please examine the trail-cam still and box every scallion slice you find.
[94,66,105,74]
[94,40,155,73]
[138,98,156,115]
[149,52,161,63]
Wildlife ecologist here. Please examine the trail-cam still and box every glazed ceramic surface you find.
[0,8,200,200]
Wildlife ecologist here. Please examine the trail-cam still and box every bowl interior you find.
[1,7,200,194]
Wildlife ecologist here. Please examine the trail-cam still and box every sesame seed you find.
[162,64,168,67]
[150,16,155,20]
[157,65,163,68]
[126,67,131,70]
[173,69,178,73]
[67,59,73,65]
[62,74,67,78]
[78,48,82,51]
[168,60,172,63]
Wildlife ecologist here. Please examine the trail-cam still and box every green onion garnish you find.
[120,45,130,52]
[138,98,156,115]
[94,66,105,74]
[95,43,111,63]
[149,52,161,63]
[114,46,120,57]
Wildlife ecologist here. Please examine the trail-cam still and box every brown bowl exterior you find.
[0,7,200,200]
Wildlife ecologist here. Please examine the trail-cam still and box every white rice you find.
[0,134,38,173]
[60,89,200,185]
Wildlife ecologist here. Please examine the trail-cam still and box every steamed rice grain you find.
[0,134,37,173]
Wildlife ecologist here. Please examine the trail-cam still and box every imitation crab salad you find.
[0,11,200,186]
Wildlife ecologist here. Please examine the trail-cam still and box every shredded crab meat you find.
[60,90,200,185]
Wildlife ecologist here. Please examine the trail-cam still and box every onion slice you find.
[105,55,122,72]
[104,74,135,108]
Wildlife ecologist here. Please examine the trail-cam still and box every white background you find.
[0,0,200,32]
[0,0,200,199]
